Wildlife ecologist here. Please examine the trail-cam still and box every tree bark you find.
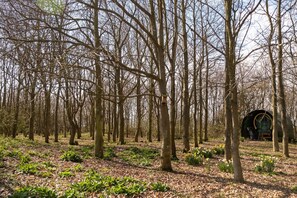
[225,0,244,182]
[94,0,104,158]
[277,0,289,157]
[266,0,279,152]
[182,0,190,152]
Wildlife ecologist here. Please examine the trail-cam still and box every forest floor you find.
[1,134,297,198]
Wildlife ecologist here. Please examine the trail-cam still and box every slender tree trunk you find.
[224,62,232,161]
[266,0,279,152]
[94,0,104,158]
[135,73,141,142]
[156,100,161,142]
[44,90,51,143]
[113,96,117,142]
[199,60,203,144]
[204,35,209,142]
[182,0,190,152]
[225,0,244,182]
[277,0,289,157]
[12,74,21,138]
[168,0,178,158]
[54,81,61,142]
[29,77,37,141]
[150,0,172,171]
[193,2,199,148]
[108,88,111,142]
[148,72,153,143]
[90,99,95,140]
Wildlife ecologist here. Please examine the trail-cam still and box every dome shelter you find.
[241,110,295,140]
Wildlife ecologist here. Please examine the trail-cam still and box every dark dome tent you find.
[241,110,295,140]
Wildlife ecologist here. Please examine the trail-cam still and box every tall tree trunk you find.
[224,71,232,161]
[156,100,161,142]
[148,69,153,143]
[29,77,37,141]
[204,35,209,142]
[113,95,117,142]
[44,90,51,143]
[182,0,190,152]
[266,0,279,152]
[135,71,141,142]
[149,0,172,171]
[277,0,289,157]
[107,73,111,141]
[225,0,244,182]
[199,61,203,144]
[193,1,199,148]
[12,73,22,138]
[94,0,104,158]
[168,0,178,158]
[54,81,61,142]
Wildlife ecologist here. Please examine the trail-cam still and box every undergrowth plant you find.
[9,186,57,198]
[70,170,147,196]
[80,145,93,158]
[0,150,4,168]
[18,163,39,175]
[61,189,85,198]
[212,145,225,155]
[151,182,170,192]
[20,155,31,164]
[218,160,234,173]
[61,150,83,163]
[38,171,53,178]
[7,149,21,159]
[73,164,84,172]
[291,185,297,193]
[255,155,277,173]
[59,169,75,178]
[104,147,116,160]
[192,147,213,158]
[185,153,203,166]
[118,147,159,166]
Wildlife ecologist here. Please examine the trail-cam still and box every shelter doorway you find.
[241,110,272,140]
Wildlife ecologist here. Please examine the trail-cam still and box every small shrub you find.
[151,182,170,192]
[28,150,38,156]
[18,163,39,175]
[185,153,203,166]
[255,155,277,173]
[61,189,85,198]
[104,147,116,160]
[118,147,159,166]
[73,164,84,172]
[61,150,83,163]
[9,186,57,198]
[204,158,211,173]
[291,185,297,193]
[38,171,52,178]
[192,147,213,158]
[81,145,93,158]
[43,161,56,168]
[0,150,4,168]
[212,145,225,155]
[20,155,31,164]
[218,160,233,173]
[109,183,146,195]
[71,170,147,196]
[59,169,75,178]
[7,150,21,158]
